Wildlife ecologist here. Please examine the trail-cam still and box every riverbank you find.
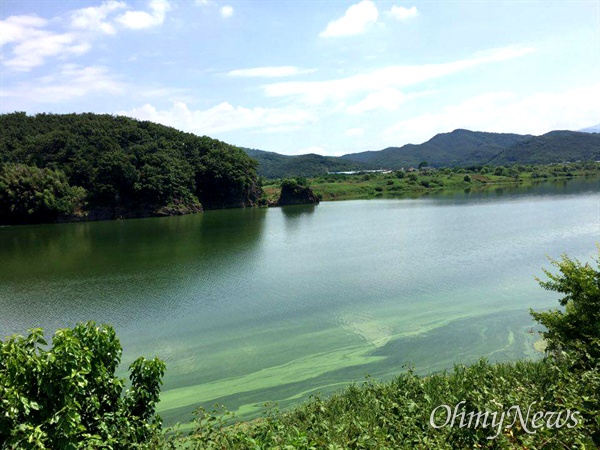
[262,162,600,203]
[163,356,598,449]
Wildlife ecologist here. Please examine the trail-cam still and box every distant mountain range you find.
[243,129,600,178]
[579,124,600,133]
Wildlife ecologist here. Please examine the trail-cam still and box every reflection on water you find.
[0,178,598,424]
[281,203,318,219]
[428,178,599,204]
[0,208,267,336]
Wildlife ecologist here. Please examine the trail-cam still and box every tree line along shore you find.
[2,113,599,225]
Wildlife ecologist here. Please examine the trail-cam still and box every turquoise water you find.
[1,179,598,425]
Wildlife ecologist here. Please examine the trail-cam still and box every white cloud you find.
[384,84,600,144]
[227,66,316,78]
[0,15,47,46]
[0,15,92,71]
[220,6,234,18]
[119,101,316,134]
[116,0,171,30]
[345,128,365,137]
[347,88,406,114]
[2,26,91,71]
[320,1,379,37]
[1,65,124,102]
[263,46,535,104]
[1,1,174,70]
[195,0,210,4]
[388,6,417,21]
[70,1,126,35]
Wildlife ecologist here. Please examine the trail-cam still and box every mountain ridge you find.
[244,129,600,177]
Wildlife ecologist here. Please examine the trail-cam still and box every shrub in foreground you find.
[0,322,165,449]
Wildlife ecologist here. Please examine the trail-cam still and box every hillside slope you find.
[489,131,600,165]
[340,129,532,168]
[0,112,262,224]
[243,148,368,178]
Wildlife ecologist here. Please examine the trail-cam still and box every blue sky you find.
[1,1,599,155]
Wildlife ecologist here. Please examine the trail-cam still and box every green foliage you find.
[260,161,600,203]
[463,174,472,182]
[0,163,86,224]
[531,249,600,366]
[0,322,165,449]
[164,359,597,449]
[0,113,262,223]
[490,131,600,166]
[278,178,319,205]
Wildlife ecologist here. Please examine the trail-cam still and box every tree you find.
[0,322,165,448]
[531,248,600,365]
[418,161,428,169]
[0,163,86,224]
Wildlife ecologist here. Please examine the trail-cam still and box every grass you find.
[162,357,599,449]
[262,162,600,203]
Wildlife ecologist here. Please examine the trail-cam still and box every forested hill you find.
[340,129,600,169]
[340,129,532,169]
[489,130,600,165]
[245,129,599,178]
[0,112,262,224]
[242,148,368,178]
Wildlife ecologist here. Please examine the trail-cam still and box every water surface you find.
[1,179,598,424]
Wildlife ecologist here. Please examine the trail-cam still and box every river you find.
[1,179,598,425]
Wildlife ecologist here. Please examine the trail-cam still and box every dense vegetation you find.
[489,130,600,166]
[262,161,600,202]
[243,148,368,179]
[0,322,165,448]
[2,249,598,448]
[0,113,262,224]
[277,178,320,205]
[0,164,86,223]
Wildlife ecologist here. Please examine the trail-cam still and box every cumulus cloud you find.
[1,1,173,70]
[1,65,124,102]
[227,66,316,78]
[116,0,171,30]
[388,6,417,21]
[320,1,379,37]
[0,15,47,46]
[119,101,316,135]
[263,46,535,104]
[70,0,126,35]
[220,6,234,18]
[384,84,600,144]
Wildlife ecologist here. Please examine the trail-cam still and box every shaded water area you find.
[1,178,598,425]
